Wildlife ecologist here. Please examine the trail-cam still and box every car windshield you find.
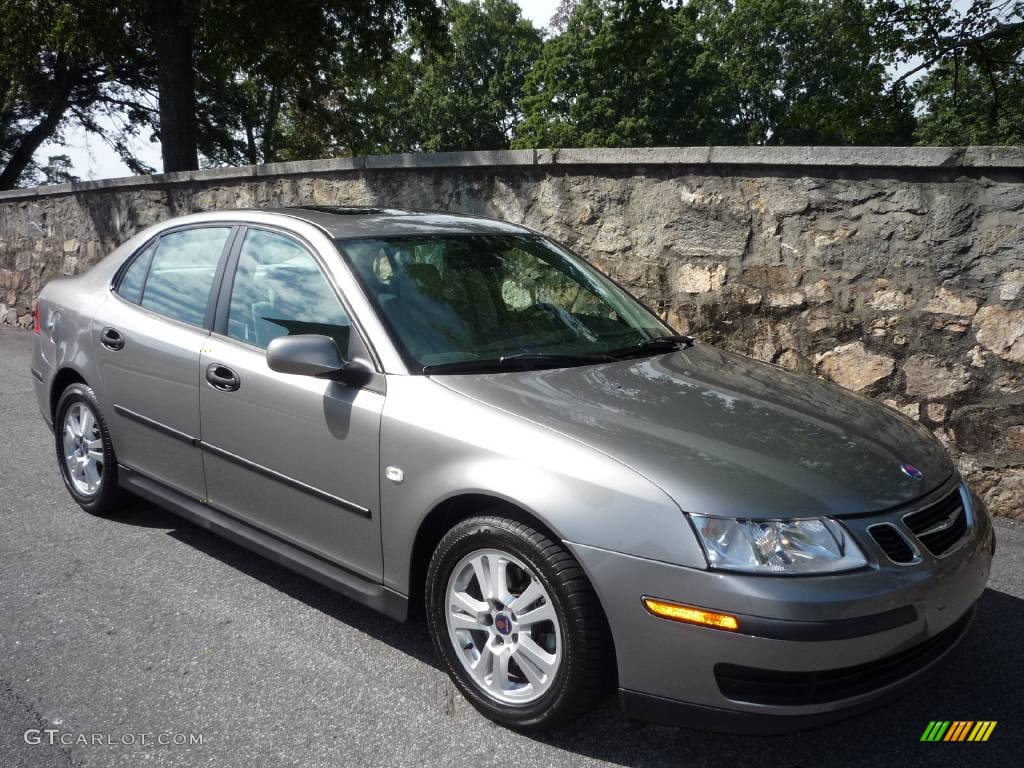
[336,233,674,372]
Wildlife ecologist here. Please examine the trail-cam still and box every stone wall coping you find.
[3,145,1022,202]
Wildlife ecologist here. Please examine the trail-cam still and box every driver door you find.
[198,226,384,580]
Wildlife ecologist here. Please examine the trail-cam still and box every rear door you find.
[198,226,384,580]
[98,225,235,498]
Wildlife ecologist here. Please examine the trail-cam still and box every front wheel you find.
[425,515,614,731]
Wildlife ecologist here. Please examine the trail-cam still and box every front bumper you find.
[568,479,994,733]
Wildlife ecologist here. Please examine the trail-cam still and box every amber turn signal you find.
[642,597,739,631]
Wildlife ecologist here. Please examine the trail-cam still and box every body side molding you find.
[118,464,405,620]
[112,403,371,518]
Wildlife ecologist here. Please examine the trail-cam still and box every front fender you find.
[378,376,707,595]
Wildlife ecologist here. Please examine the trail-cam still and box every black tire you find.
[425,515,615,731]
[54,383,130,516]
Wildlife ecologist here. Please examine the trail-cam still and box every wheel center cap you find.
[494,613,512,635]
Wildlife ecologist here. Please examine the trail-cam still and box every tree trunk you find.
[150,0,198,172]
[0,58,75,190]
[244,119,258,165]
[261,84,281,163]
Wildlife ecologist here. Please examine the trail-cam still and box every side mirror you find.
[266,334,370,385]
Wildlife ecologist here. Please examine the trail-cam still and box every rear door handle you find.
[205,363,240,392]
[100,327,124,350]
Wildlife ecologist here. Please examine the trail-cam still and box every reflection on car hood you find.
[433,344,954,519]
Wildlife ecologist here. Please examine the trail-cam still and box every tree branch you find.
[0,57,77,189]
[891,20,1024,87]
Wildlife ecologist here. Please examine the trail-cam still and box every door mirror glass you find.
[266,334,348,378]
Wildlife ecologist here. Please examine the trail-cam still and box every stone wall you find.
[1,146,1022,517]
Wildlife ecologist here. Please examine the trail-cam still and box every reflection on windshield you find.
[336,234,671,370]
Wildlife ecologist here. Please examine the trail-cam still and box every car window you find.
[116,241,157,304]
[338,234,668,368]
[226,229,351,353]
[140,228,231,327]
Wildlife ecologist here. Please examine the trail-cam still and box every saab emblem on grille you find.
[900,463,924,480]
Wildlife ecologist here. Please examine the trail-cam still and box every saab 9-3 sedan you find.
[31,206,993,732]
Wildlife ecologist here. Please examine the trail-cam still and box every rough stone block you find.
[973,305,1024,364]
[816,342,895,391]
[904,354,972,399]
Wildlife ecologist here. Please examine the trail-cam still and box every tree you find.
[874,1,1024,145]
[2,0,447,186]
[912,27,1024,144]
[36,153,79,184]
[211,0,540,159]
[19,153,80,187]
[187,0,444,165]
[412,0,543,151]
[877,1,1024,87]
[271,42,426,158]
[0,0,154,189]
[698,0,916,145]
[514,0,735,148]
[550,0,579,30]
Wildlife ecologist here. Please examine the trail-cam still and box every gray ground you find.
[1,326,1021,768]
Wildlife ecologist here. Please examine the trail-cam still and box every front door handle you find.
[206,363,240,392]
[100,327,125,350]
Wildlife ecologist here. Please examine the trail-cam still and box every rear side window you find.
[226,229,351,352]
[139,228,231,327]
[116,241,156,304]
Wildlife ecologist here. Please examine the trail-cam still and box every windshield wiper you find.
[607,334,696,360]
[422,352,615,375]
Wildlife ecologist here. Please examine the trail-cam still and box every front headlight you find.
[688,514,867,574]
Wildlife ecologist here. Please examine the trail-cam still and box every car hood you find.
[432,344,954,519]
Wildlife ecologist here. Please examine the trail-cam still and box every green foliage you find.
[190,0,445,164]
[4,0,1024,188]
[875,1,1024,145]
[20,153,80,186]
[516,0,919,148]
[255,0,543,157]
[413,0,543,151]
[515,0,736,148]
[913,33,1024,145]
[274,42,426,158]
[701,0,916,145]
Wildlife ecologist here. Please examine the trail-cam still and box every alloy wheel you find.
[62,401,104,496]
[445,548,562,705]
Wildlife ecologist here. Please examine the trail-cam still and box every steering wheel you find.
[531,302,599,342]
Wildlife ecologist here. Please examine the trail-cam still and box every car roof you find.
[266,206,534,239]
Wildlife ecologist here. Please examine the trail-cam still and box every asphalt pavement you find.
[1,326,1022,767]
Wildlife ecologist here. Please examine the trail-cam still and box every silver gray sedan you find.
[31,207,993,733]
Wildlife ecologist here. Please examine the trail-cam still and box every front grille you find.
[869,524,916,563]
[715,610,971,706]
[904,489,968,557]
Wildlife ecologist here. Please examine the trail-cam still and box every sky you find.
[34,0,561,183]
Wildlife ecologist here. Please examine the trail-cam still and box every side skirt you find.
[118,464,408,621]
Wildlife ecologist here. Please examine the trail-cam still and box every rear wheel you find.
[426,515,614,731]
[54,383,129,516]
